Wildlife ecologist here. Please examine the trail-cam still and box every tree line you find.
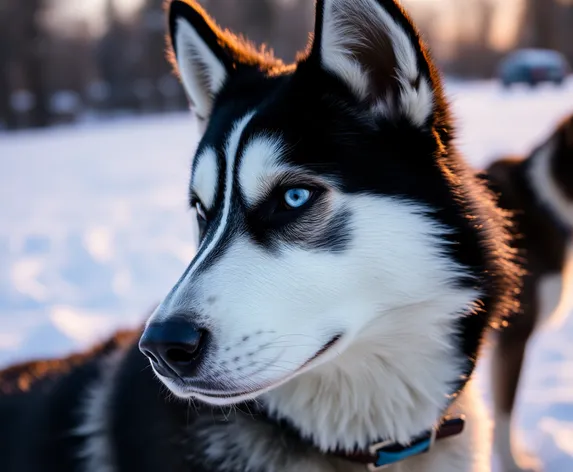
[0,0,571,130]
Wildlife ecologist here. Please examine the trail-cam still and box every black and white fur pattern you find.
[0,1,517,471]
[484,114,573,472]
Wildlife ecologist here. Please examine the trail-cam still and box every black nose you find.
[139,320,208,379]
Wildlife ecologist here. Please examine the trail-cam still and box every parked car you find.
[497,49,570,88]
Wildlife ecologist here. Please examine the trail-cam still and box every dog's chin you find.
[154,334,344,406]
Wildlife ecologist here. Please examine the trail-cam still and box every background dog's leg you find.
[491,290,540,472]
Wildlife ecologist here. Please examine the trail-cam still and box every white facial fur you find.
[237,135,287,207]
[148,111,480,450]
[192,148,219,210]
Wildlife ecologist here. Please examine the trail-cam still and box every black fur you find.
[0,332,132,472]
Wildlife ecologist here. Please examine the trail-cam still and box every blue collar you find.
[334,416,466,470]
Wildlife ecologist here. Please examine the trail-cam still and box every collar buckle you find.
[366,428,436,471]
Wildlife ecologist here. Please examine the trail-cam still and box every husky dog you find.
[484,114,573,472]
[0,1,517,471]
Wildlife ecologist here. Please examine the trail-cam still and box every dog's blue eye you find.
[283,188,311,209]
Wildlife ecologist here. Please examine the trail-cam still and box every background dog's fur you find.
[483,113,573,472]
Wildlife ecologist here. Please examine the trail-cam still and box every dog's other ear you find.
[310,0,436,127]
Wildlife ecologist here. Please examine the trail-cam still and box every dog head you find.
[525,113,573,228]
[140,0,512,413]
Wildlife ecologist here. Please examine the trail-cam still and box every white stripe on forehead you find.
[238,135,286,207]
[192,148,218,209]
[167,112,255,312]
[190,111,254,267]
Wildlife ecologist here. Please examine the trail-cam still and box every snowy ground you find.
[1,79,573,470]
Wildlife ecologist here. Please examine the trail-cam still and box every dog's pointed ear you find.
[309,0,436,126]
[169,0,266,121]
[168,1,230,120]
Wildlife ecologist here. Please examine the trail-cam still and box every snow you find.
[2,79,573,470]
[0,114,200,363]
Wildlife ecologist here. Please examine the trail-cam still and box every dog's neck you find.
[261,297,475,453]
[194,381,484,472]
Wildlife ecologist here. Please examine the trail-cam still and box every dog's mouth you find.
[177,334,343,403]
[302,333,342,367]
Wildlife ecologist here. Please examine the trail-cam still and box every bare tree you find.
[0,0,51,128]
[521,0,559,49]
[445,0,500,78]
[22,0,51,127]
[202,0,311,62]
[97,0,140,110]
[0,0,18,128]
